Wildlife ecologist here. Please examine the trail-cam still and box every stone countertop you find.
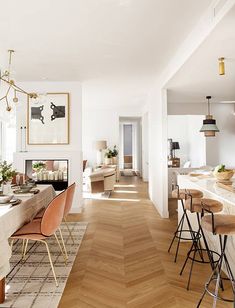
[178,175,235,205]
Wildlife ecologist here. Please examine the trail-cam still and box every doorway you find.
[119,117,142,176]
[123,124,133,169]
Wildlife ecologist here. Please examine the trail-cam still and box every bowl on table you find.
[213,169,234,183]
[0,195,13,204]
[19,185,33,193]
[26,180,36,187]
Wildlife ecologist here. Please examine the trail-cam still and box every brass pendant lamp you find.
[200,96,219,137]
[0,50,38,111]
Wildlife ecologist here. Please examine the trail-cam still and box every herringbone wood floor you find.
[59,176,232,308]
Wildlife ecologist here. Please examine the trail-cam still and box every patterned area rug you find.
[0,222,87,308]
[120,170,138,177]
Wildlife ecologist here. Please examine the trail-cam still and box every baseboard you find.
[70,206,83,213]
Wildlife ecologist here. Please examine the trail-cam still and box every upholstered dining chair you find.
[34,183,76,260]
[10,189,67,287]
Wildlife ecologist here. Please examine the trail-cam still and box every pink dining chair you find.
[10,189,67,287]
[32,183,76,261]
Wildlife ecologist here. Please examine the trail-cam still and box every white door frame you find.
[119,123,124,169]
[119,120,141,172]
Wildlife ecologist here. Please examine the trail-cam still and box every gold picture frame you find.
[27,92,70,145]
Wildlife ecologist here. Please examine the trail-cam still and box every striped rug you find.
[1,222,87,308]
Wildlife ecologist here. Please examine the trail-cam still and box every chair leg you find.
[22,239,29,260]
[58,228,68,260]
[21,239,25,258]
[39,240,58,287]
[10,239,14,250]
[54,233,67,265]
[63,217,75,245]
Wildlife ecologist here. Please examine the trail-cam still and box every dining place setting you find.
[0,181,41,209]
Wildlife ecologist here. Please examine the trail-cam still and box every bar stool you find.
[197,210,235,307]
[180,196,223,290]
[168,185,203,262]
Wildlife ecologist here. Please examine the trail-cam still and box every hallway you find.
[59,177,231,308]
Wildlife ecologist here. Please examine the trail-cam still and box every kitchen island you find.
[177,174,235,274]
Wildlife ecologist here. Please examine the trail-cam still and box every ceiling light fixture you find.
[200,96,219,137]
[218,57,225,75]
[0,50,38,111]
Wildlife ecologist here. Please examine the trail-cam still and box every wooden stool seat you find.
[202,214,235,235]
[172,189,203,200]
[185,198,223,213]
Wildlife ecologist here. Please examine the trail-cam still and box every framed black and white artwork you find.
[27,92,70,145]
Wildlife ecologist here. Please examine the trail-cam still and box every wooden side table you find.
[168,158,180,168]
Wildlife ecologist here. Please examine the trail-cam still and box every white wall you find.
[187,116,206,167]
[168,102,235,168]
[0,86,17,162]
[14,81,83,211]
[147,88,168,218]
[168,116,189,164]
[206,104,235,168]
[167,115,206,167]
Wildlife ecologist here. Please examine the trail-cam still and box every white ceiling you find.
[167,4,235,104]
[0,0,212,82]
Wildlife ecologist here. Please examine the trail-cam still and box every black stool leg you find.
[200,225,224,293]
[197,235,232,307]
[174,206,186,262]
[180,213,203,289]
[168,199,190,263]
[224,254,235,307]
[168,206,184,253]
[213,235,227,308]
[168,199,198,263]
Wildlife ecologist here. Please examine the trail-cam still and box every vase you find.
[112,157,117,165]
[2,182,12,195]
[104,157,112,165]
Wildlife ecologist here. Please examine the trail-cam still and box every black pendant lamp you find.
[200,96,219,137]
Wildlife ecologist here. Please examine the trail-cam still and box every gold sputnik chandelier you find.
[0,50,38,111]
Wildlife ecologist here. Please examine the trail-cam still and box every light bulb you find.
[13,90,18,103]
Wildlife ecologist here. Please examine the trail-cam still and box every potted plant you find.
[32,161,46,172]
[0,161,17,194]
[111,145,118,164]
[104,149,113,165]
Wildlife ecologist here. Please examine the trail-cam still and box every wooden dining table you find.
[0,184,56,303]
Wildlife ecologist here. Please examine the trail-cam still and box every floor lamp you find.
[95,140,107,166]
